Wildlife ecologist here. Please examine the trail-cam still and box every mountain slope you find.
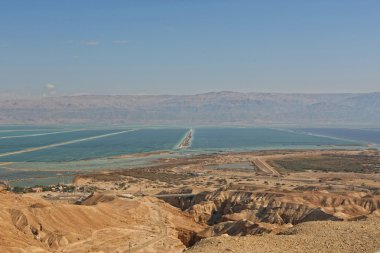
[0,92,379,125]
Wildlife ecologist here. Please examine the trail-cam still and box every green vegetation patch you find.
[270,155,380,173]
[82,168,195,184]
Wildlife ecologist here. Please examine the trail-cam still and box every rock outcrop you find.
[0,192,205,253]
[199,220,271,237]
[155,189,380,239]
[0,181,9,192]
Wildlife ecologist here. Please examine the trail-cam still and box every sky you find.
[1,0,380,97]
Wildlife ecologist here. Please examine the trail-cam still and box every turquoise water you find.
[0,128,187,162]
[0,129,67,138]
[0,167,73,181]
[0,125,369,186]
[295,128,380,146]
[2,152,180,187]
[189,127,359,151]
[0,129,121,154]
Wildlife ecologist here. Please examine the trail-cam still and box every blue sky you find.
[1,0,380,97]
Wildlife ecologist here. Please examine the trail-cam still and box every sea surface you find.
[295,128,380,145]
[190,128,360,150]
[0,125,376,186]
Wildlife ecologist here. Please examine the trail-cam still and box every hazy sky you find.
[1,0,380,97]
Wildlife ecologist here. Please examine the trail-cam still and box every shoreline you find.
[177,128,193,149]
[3,148,380,252]
[3,147,378,187]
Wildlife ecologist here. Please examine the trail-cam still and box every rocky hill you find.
[1,91,380,125]
[0,192,205,253]
[186,217,380,253]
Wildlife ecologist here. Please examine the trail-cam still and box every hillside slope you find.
[1,92,380,125]
[186,216,380,253]
[0,192,204,253]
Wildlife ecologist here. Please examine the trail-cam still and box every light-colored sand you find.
[186,216,380,253]
[0,192,204,253]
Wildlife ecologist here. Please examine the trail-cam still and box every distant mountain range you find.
[1,91,380,126]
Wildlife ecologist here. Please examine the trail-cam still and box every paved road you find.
[252,158,280,176]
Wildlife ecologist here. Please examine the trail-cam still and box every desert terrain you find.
[2,92,380,125]
[1,149,380,252]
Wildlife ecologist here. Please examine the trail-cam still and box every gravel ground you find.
[186,217,380,253]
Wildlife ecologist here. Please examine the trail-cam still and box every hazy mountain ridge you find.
[1,92,379,126]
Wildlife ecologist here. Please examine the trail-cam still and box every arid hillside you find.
[0,192,204,253]
[2,149,380,252]
[186,217,380,253]
[1,92,380,125]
